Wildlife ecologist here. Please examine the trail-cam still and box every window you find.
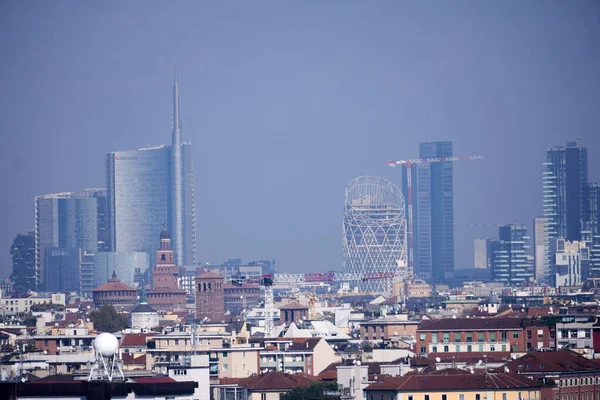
[455,333,461,342]
[460,395,465,400]
[174,339,179,345]
[466,333,473,342]
[456,345,461,352]
[467,345,472,352]
[478,333,484,342]
[443,333,449,342]
[513,332,519,339]
[409,396,413,400]
[261,394,267,400]
[432,333,438,343]
[476,395,481,400]
[223,364,228,371]
[490,332,496,342]
[443,396,447,400]
[479,345,484,352]
[503,394,507,400]
[425,396,430,400]
[444,346,449,352]
[223,352,228,357]
[527,330,532,339]
[420,346,426,355]
[420,333,426,340]
[501,332,507,340]
[432,346,438,352]
[490,345,495,352]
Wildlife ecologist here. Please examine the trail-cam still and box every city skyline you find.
[2,2,600,278]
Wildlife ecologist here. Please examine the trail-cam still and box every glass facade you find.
[410,141,455,283]
[543,140,588,282]
[106,146,171,258]
[45,247,81,293]
[94,251,150,288]
[490,224,533,286]
[35,194,98,290]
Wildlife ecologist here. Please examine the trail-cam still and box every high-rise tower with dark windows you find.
[542,140,588,281]
[405,141,455,283]
[106,71,196,275]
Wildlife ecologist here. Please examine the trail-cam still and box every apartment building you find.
[260,337,340,376]
[360,315,420,342]
[416,318,553,356]
[364,370,542,400]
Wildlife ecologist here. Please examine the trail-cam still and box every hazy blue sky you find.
[1,1,599,278]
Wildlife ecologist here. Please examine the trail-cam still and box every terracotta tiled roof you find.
[122,353,146,365]
[419,318,524,331]
[197,272,223,279]
[503,349,600,374]
[365,370,543,391]
[428,352,510,364]
[224,371,318,391]
[280,302,308,310]
[121,333,154,347]
[93,280,136,292]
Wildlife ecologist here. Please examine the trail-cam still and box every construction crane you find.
[386,155,482,276]
[231,272,397,337]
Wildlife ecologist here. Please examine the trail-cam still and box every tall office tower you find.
[106,72,196,269]
[533,217,548,283]
[405,141,454,283]
[590,183,600,228]
[581,183,600,277]
[35,192,98,290]
[170,72,197,267]
[490,224,533,287]
[473,238,491,269]
[83,188,110,252]
[106,146,171,256]
[342,176,407,293]
[543,140,589,240]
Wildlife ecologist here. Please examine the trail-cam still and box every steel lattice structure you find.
[342,176,407,293]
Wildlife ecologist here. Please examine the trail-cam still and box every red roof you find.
[419,318,524,332]
[280,302,308,310]
[503,349,600,374]
[121,333,154,347]
[365,370,542,391]
[93,280,136,292]
[221,371,318,391]
[133,377,176,383]
[197,272,223,279]
[122,353,146,365]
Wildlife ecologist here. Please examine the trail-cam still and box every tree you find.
[9,232,36,295]
[281,382,339,400]
[90,305,128,333]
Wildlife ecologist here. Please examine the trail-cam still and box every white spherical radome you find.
[94,332,119,357]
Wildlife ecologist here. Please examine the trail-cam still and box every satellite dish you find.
[477,360,482,365]
[435,357,441,362]
[504,366,510,373]
[356,361,362,366]
[452,315,457,319]
[94,333,119,357]
[43,350,47,355]
[469,367,474,374]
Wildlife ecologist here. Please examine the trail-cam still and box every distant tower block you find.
[195,272,225,322]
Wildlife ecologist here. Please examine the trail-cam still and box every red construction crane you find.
[386,155,482,276]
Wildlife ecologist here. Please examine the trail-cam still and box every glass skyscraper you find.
[542,140,588,282]
[35,192,98,290]
[405,141,454,284]
[490,224,533,286]
[106,146,171,257]
[105,72,196,274]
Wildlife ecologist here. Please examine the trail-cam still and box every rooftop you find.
[419,318,524,332]
[365,369,543,391]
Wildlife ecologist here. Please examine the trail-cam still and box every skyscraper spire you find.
[171,64,185,266]
[172,64,181,147]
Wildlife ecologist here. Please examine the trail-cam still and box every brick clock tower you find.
[195,272,225,322]
[147,230,187,311]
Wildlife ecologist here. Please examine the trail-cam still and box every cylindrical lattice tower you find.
[342,176,407,293]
